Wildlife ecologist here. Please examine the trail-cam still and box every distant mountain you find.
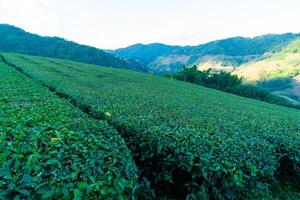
[109,43,186,65]
[110,33,300,74]
[0,24,147,72]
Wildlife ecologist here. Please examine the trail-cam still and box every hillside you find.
[0,24,147,72]
[231,39,300,102]
[110,34,300,103]
[1,53,299,199]
[110,33,300,74]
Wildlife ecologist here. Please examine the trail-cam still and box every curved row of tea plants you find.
[3,53,300,199]
[0,60,138,199]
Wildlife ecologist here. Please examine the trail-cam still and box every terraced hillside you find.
[0,60,138,199]
[1,53,300,199]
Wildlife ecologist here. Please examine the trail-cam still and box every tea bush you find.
[0,61,138,199]
[2,53,300,199]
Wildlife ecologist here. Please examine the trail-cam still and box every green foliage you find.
[283,39,300,53]
[263,66,300,80]
[2,53,300,199]
[175,66,242,90]
[0,61,138,199]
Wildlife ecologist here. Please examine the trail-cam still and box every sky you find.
[0,0,300,49]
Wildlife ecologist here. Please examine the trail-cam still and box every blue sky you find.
[0,0,299,49]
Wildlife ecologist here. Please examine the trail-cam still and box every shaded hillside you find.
[110,33,300,74]
[0,24,147,72]
[234,39,300,103]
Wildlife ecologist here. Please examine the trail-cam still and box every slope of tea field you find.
[0,60,138,199]
[2,53,300,199]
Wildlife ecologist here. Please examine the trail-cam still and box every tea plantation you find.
[0,60,138,199]
[1,53,300,199]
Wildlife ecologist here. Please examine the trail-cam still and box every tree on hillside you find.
[175,66,241,90]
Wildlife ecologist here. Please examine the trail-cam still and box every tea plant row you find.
[0,60,138,199]
[3,53,300,199]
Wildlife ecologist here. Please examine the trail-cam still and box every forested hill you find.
[110,33,300,74]
[108,43,186,65]
[0,24,147,72]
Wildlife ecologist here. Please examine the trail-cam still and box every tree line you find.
[165,66,299,109]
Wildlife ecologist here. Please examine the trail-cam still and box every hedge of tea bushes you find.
[0,61,138,199]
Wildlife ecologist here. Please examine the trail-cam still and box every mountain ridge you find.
[109,33,300,74]
[0,24,148,72]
